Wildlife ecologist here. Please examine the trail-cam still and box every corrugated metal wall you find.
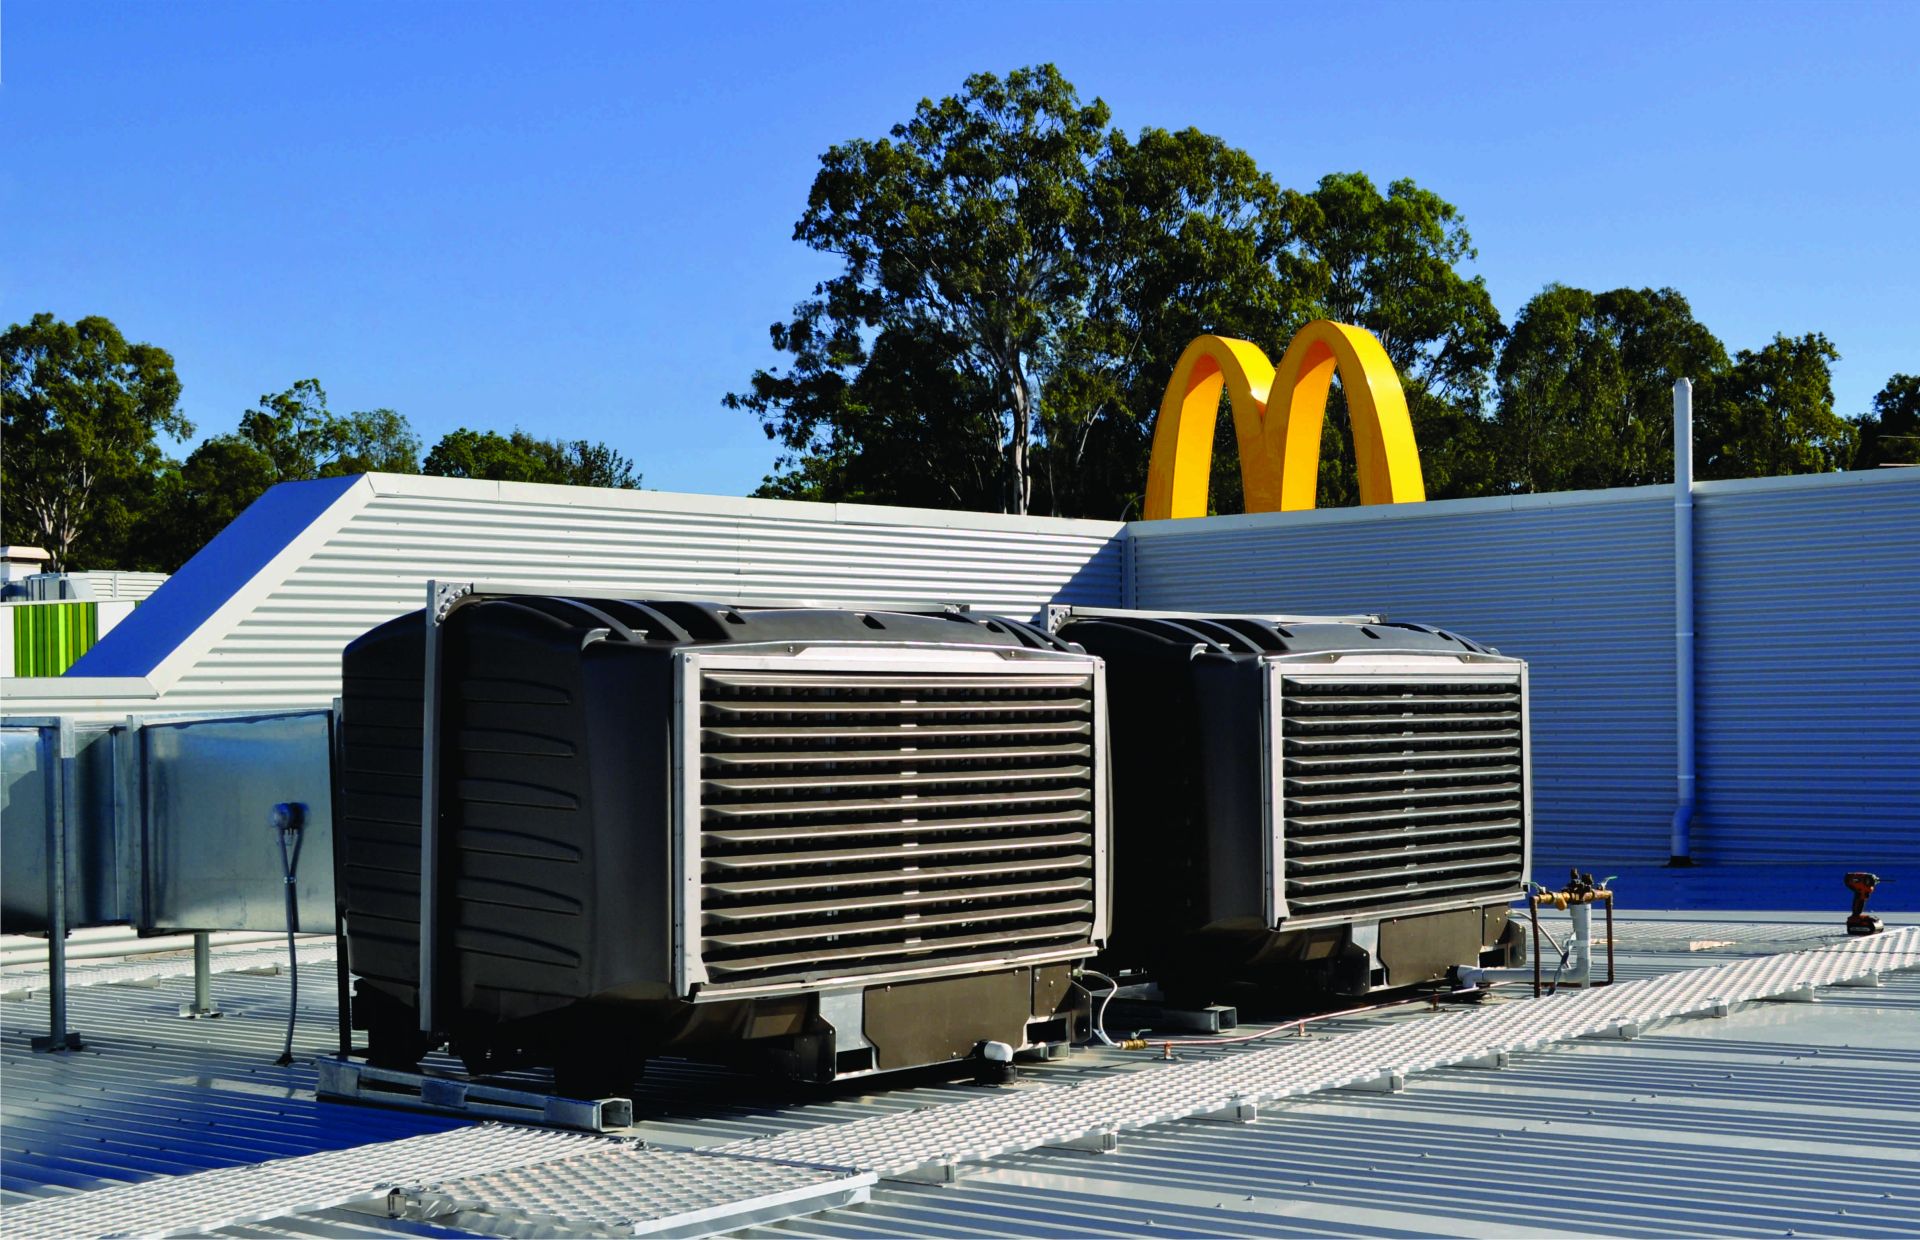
[1132,470,1920,870]
[8,602,100,676]
[154,478,1126,715]
[1130,489,1679,869]
[8,468,1912,871]
[1693,473,1920,863]
[66,571,169,601]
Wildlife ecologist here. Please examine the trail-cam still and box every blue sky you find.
[4,1,1915,497]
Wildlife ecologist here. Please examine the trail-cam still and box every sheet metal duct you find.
[0,712,335,936]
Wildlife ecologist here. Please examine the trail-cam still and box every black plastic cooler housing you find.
[1054,609,1528,1000]
[337,594,1104,1089]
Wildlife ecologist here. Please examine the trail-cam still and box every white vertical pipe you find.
[1568,901,1591,986]
[1669,379,1696,865]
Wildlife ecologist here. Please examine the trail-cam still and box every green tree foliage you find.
[1278,173,1505,505]
[1495,286,1728,491]
[133,439,279,567]
[1852,373,1920,468]
[1,313,190,571]
[6,314,650,573]
[424,427,642,488]
[730,67,1503,517]
[1036,126,1296,518]
[233,379,420,479]
[731,65,1111,515]
[133,380,425,569]
[1694,334,1855,480]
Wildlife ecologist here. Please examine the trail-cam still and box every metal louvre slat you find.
[702,785,1092,820]
[1283,816,1524,852]
[706,853,1091,895]
[1286,761,1521,790]
[1287,841,1521,873]
[1288,692,1520,709]
[1285,744,1520,771]
[693,662,1103,991]
[1287,710,1521,729]
[703,672,1093,691]
[702,922,1096,978]
[1285,870,1519,912]
[705,899,1097,949]
[703,721,1092,743]
[1287,798,1524,830]
[1280,672,1528,924]
[1285,779,1522,810]
[703,697,1092,717]
[704,877,1095,923]
[703,815,1092,848]
[702,762,1091,795]
[1285,727,1519,750]
[704,741,1092,768]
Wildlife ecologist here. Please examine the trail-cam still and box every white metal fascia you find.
[1122,483,1671,540]
[143,475,376,693]
[0,676,158,702]
[362,471,1126,539]
[0,676,160,720]
[1692,465,1920,498]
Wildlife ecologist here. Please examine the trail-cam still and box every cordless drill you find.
[1845,872,1884,936]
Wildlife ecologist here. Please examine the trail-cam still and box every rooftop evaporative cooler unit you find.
[1051,607,1529,1000]
[338,588,1109,1094]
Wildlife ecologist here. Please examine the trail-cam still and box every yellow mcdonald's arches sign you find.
[1142,319,1426,519]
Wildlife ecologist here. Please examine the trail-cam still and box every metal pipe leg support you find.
[179,932,222,1019]
[32,721,82,1052]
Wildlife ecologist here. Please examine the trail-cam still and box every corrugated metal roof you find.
[5,918,1915,1237]
[736,960,1920,1239]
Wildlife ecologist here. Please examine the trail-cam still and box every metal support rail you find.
[715,928,1920,1182]
[315,1056,636,1132]
[1,935,335,999]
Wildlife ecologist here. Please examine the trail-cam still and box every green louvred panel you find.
[11,602,99,677]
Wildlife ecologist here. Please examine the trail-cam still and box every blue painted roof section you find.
[65,475,363,678]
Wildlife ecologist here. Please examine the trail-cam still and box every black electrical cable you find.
[273,804,307,1067]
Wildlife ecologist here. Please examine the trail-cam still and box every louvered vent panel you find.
[1280,674,1527,924]
[696,665,1101,989]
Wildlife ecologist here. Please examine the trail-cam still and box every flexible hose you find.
[274,809,306,1067]
[1074,969,1123,1047]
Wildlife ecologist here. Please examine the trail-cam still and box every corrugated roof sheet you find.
[735,958,1920,1239]
[4,921,1916,1237]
